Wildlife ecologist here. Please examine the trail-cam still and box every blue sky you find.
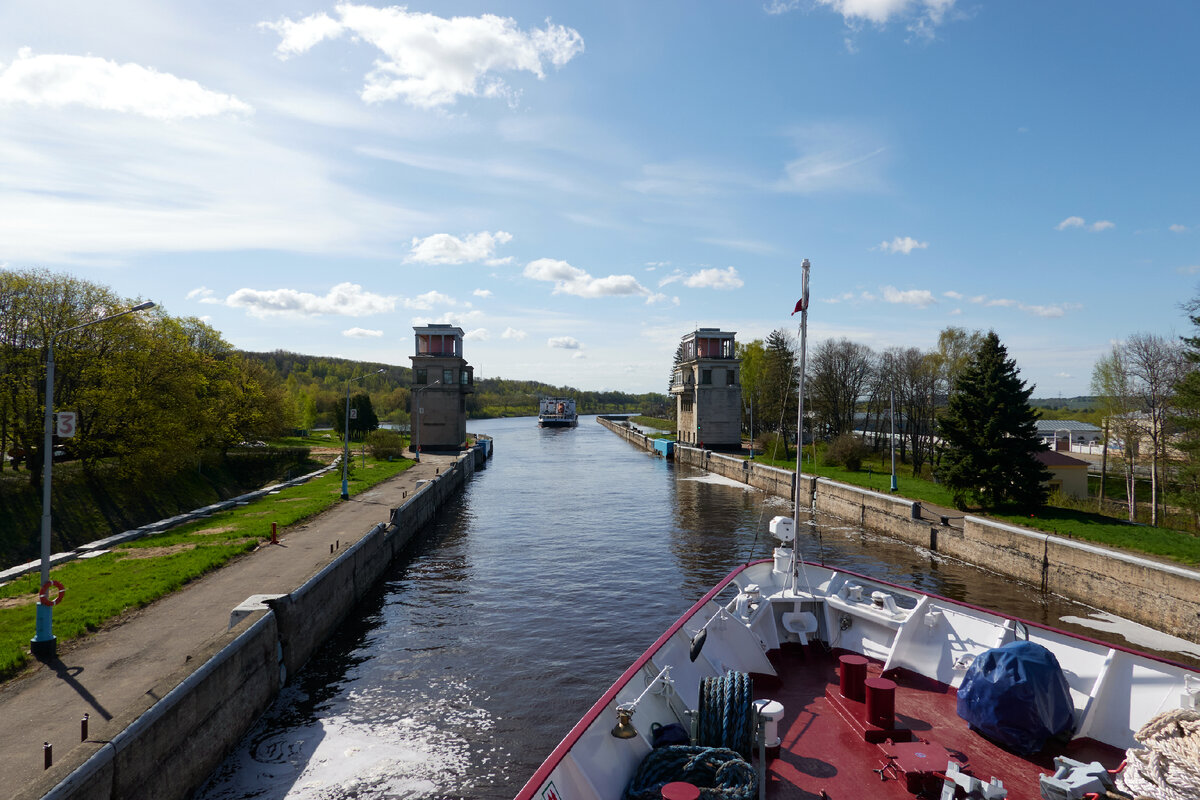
[1,1,1197,395]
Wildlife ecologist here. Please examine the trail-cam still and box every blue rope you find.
[622,746,756,800]
[697,671,755,758]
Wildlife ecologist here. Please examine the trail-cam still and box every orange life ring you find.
[38,580,65,606]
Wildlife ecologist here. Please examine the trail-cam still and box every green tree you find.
[939,332,1050,510]
[759,329,799,459]
[737,339,766,442]
[334,392,379,440]
[1172,297,1200,523]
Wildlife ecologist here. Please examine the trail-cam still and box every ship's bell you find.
[610,706,638,739]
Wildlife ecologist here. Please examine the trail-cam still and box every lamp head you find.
[131,301,156,312]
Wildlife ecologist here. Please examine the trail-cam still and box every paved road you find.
[0,454,456,796]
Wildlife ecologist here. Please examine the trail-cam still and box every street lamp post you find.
[341,368,386,500]
[411,379,441,463]
[33,300,155,659]
[890,388,898,492]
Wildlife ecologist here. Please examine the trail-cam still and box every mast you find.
[783,260,810,594]
[793,259,810,528]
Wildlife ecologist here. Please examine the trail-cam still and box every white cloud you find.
[225,282,395,317]
[1056,216,1113,233]
[659,267,744,290]
[343,327,383,338]
[876,236,928,254]
[963,294,1079,317]
[501,327,527,340]
[684,267,744,289]
[572,351,586,359]
[406,230,513,265]
[261,6,584,108]
[1177,265,1200,275]
[412,310,485,327]
[403,290,456,310]
[699,237,778,255]
[769,0,958,39]
[548,336,581,349]
[263,12,345,58]
[473,288,493,298]
[943,290,963,300]
[1022,304,1068,318]
[523,258,650,298]
[464,328,489,341]
[0,97,429,262]
[776,124,888,194]
[0,49,251,120]
[1170,224,1189,233]
[882,286,936,307]
[187,287,219,303]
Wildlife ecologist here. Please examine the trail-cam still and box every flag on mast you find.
[791,264,810,314]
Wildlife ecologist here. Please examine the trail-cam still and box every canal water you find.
[197,416,1200,800]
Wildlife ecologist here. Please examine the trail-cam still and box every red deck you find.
[754,645,1121,800]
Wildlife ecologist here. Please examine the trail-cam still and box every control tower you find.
[410,324,474,452]
[669,328,741,449]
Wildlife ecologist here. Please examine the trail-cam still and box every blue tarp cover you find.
[956,640,1075,755]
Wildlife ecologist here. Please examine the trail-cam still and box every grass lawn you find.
[0,455,413,683]
[750,447,1200,567]
[629,415,674,431]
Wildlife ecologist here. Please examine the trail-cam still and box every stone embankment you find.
[14,439,491,800]
[598,416,1200,645]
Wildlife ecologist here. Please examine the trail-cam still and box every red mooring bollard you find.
[271,522,278,545]
[43,742,52,769]
[81,713,89,741]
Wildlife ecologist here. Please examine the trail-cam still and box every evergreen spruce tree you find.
[939,332,1050,510]
[1171,298,1200,518]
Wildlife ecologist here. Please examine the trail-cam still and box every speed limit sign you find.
[56,411,77,438]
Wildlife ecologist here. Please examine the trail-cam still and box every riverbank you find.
[598,416,1200,645]
[3,440,491,800]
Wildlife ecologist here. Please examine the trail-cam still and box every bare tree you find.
[1092,344,1143,522]
[1124,333,1186,526]
[881,346,938,476]
[808,338,873,438]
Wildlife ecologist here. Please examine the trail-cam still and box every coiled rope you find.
[622,746,756,800]
[697,671,755,759]
[1117,708,1200,800]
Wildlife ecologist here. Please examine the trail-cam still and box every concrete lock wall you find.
[598,418,1200,644]
[32,442,491,800]
[30,612,281,800]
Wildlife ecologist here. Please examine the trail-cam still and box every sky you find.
[1,1,1197,397]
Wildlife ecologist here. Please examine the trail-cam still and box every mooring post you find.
[271,522,278,545]
[81,713,89,741]
[43,742,52,769]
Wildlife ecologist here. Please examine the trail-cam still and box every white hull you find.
[517,548,1200,800]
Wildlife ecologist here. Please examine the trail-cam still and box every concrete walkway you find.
[0,454,457,796]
